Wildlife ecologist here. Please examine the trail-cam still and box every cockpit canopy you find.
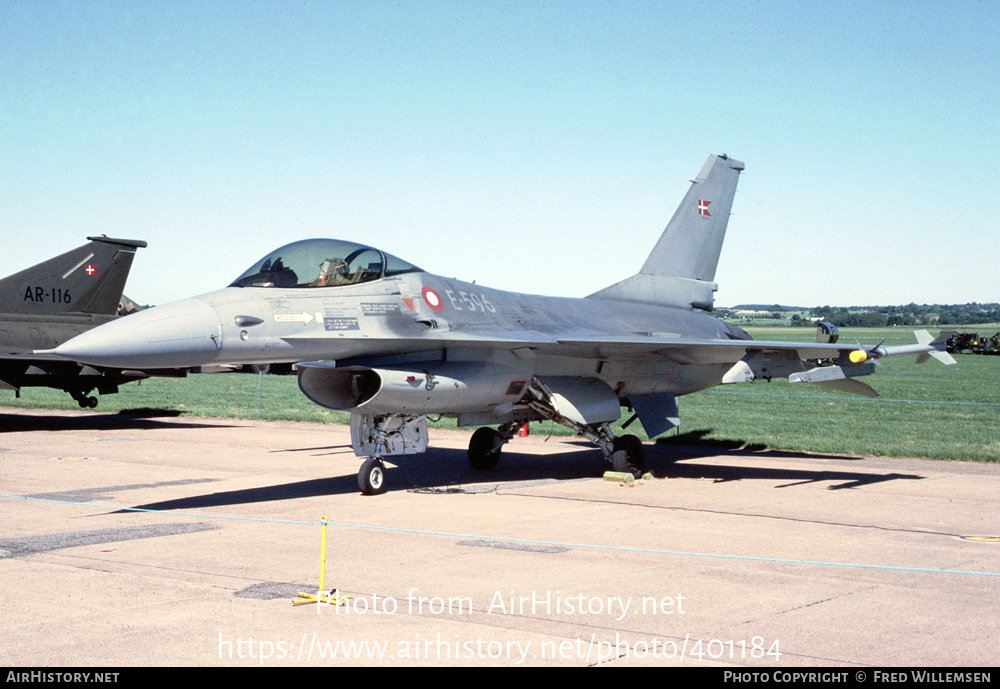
[229,239,422,289]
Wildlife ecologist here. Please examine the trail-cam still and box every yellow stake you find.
[294,516,349,606]
[318,516,328,593]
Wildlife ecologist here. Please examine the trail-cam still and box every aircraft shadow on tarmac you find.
[118,435,923,513]
[654,430,924,490]
[0,409,241,433]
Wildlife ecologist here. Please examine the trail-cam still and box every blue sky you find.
[3,1,998,307]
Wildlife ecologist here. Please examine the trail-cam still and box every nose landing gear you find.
[358,457,387,495]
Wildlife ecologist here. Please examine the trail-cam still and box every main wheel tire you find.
[358,457,387,495]
[612,434,646,474]
[468,427,502,471]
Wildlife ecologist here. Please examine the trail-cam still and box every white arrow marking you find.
[273,311,314,324]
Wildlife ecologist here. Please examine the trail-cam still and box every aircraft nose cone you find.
[54,298,223,368]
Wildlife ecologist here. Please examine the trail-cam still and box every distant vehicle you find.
[946,332,1000,355]
[947,333,978,354]
[48,156,956,493]
[0,236,185,407]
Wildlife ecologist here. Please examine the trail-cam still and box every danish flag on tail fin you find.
[587,154,744,311]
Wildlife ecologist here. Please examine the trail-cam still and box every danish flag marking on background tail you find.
[698,200,712,216]
[85,265,99,275]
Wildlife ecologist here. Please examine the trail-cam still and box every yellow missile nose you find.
[849,349,868,364]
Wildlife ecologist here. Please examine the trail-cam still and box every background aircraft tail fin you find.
[0,237,147,316]
[588,154,744,311]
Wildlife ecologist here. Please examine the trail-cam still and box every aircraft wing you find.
[556,331,954,399]
[283,330,953,367]
[557,330,956,365]
[555,336,871,364]
[285,329,953,402]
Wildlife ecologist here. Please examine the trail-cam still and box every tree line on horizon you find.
[721,303,1000,327]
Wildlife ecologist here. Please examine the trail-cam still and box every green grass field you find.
[3,325,997,462]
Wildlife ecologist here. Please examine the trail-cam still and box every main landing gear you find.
[465,424,645,477]
[464,379,646,478]
[354,416,646,495]
[350,376,651,495]
[611,434,645,474]
[467,422,521,471]
[70,390,99,408]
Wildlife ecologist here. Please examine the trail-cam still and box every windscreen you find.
[229,239,422,288]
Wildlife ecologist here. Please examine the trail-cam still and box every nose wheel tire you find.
[358,457,387,495]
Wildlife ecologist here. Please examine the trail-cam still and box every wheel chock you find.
[602,471,635,483]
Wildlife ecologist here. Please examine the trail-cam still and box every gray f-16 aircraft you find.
[0,236,169,407]
[47,155,955,493]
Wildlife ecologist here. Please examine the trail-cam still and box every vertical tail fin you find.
[588,154,744,310]
[0,237,147,316]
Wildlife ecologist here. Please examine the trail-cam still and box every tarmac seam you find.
[0,522,216,558]
[492,488,971,540]
[4,492,1000,579]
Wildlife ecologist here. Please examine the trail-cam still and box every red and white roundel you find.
[421,286,444,311]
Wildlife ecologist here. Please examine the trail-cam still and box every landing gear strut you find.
[520,379,645,477]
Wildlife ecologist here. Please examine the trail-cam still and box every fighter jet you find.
[47,155,956,493]
[0,236,184,407]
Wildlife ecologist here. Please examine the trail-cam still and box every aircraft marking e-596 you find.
[47,155,956,494]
